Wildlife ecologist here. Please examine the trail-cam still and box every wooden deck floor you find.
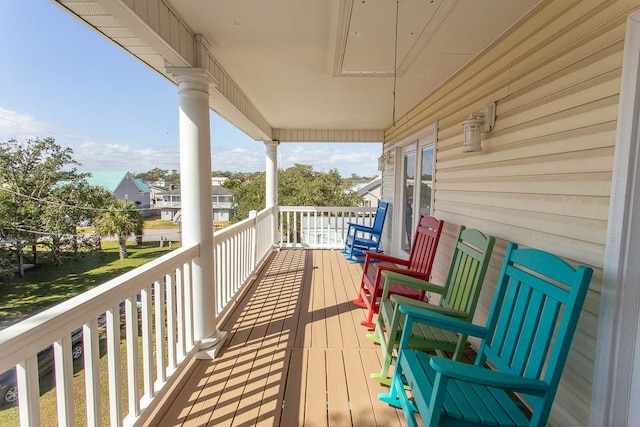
[150,249,417,427]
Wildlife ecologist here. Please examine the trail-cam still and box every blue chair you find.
[379,242,593,427]
[342,201,389,262]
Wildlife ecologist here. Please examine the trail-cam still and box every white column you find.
[170,68,226,358]
[265,140,279,208]
[265,140,279,245]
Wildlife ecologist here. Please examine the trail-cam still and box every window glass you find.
[419,146,433,217]
[402,152,416,252]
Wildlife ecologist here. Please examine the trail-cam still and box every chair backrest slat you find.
[500,284,532,364]
[438,227,495,324]
[447,253,478,312]
[371,201,389,233]
[407,215,442,275]
[525,298,561,378]
[511,290,545,375]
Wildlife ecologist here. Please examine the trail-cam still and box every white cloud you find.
[72,141,181,173]
[0,107,382,176]
[279,144,380,177]
[0,108,56,140]
[212,147,264,172]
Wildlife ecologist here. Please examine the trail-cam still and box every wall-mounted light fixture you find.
[378,151,392,171]
[462,102,496,153]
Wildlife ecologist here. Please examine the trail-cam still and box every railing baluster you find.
[84,319,101,427]
[176,267,186,360]
[166,273,177,371]
[141,285,154,400]
[184,261,194,348]
[154,280,166,383]
[17,356,40,426]
[106,307,123,427]
[54,334,75,426]
[125,295,141,418]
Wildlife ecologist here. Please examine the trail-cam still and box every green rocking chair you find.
[368,226,495,385]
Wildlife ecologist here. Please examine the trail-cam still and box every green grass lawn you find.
[142,219,180,229]
[0,241,180,326]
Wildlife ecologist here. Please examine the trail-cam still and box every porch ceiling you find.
[56,0,539,141]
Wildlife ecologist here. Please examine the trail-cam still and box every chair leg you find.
[346,249,365,263]
[360,306,376,329]
[352,282,369,308]
[379,356,419,427]
[370,319,393,386]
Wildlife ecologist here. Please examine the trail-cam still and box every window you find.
[397,140,435,255]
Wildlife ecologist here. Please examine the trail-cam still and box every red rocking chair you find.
[352,215,443,329]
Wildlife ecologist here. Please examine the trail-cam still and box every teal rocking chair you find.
[379,242,593,427]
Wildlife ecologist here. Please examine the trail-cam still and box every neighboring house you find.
[211,186,234,222]
[157,186,235,223]
[84,171,151,216]
[147,184,168,208]
[211,176,228,186]
[355,176,381,207]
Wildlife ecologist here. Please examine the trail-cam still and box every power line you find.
[0,187,141,213]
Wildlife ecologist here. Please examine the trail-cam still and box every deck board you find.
[150,249,419,426]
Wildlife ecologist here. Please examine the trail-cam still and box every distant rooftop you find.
[84,171,129,192]
[83,171,150,193]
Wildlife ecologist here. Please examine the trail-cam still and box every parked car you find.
[0,329,83,406]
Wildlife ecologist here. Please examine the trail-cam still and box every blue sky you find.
[0,1,381,177]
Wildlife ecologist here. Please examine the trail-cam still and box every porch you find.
[0,206,405,427]
[148,248,411,426]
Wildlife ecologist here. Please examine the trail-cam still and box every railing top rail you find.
[0,243,200,373]
[215,206,274,240]
[278,206,377,213]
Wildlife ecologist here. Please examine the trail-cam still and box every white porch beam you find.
[273,128,385,143]
[170,67,227,358]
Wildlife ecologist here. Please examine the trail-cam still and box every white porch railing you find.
[0,244,200,427]
[0,206,277,427]
[213,207,275,319]
[0,206,370,426]
[278,206,377,249]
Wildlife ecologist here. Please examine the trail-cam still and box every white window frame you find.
[392,123,437,257]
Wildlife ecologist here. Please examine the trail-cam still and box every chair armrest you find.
[429,357,550,396]
[363,251,411,266]
[346,223,374,233]
[394,295,488,338]
[381,270,446,294]
[376,267,429,294]
[392,298,468,320]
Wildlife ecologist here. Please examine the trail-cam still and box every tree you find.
[94,200,143,259]
[135,167,168,182]
[166,169,180,187]
[231,164,362,221]
[232,173,266,221]
[42,182,114,262]
[0,138,92,273]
